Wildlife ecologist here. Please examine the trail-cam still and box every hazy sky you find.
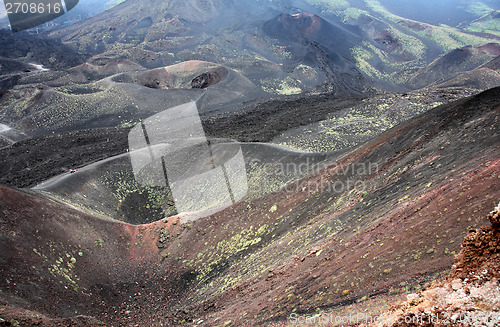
[0,0,120,29]
[0,1,6,19]
[1,0,497,28]
[0,0,117,18]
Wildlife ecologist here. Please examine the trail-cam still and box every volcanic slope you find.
[0,87,499,326]
[408,43,500,89]
[434,54,500,90]
[46,0,369,96]
[32,142,335,225]
[262,12,366,95]
[43,0,500,94]
[362,204,500,327]
[0,30,85,72]
[0,60,261,137]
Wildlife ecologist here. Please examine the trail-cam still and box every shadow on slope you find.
[33,142,335,225]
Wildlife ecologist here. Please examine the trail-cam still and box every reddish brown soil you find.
[366,205,500,327]
[448,206,500,283]
[278,13,322,39]
[0,88,499,326]
[476,43,500,57]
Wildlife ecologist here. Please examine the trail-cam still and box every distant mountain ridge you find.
[409,43,500,88]
[40,0,500,95]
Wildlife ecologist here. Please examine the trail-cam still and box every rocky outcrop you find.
[448,203,500,284]
[367,203,500,327]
